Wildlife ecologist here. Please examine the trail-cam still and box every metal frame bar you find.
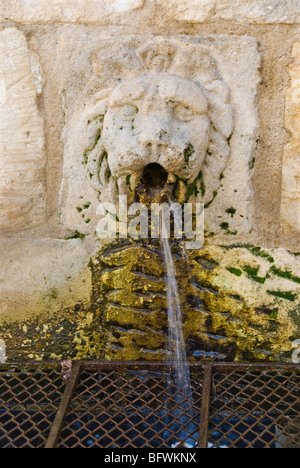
[45,362,81,449]
[198,363,213,448]
[1,360,297,370]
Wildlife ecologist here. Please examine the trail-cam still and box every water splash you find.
[160,220,198,447]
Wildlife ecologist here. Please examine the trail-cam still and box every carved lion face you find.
[101,73,210,195]
[77,39,233,208]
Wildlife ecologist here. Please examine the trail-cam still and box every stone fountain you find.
[0,30,299,362]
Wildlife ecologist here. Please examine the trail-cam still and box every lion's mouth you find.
[134,163,176,204]
[142,163,168,189]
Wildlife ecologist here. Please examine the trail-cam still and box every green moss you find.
[199,172,206,198]
[126,175,133,192]
[186,171,205,200]
[227,267,243,277]
[204,231,215,238]
[88,115,104,126]
[83,150,89,166]
[226,207,236,218]
[82,127,102,165]
[243,265,267,284]
[249,246,275,263]
[249,157,256,170]
[204,190,218,209]
[269,309,278,320]
[183,143,195,169]
[64,230,87,240]
[224,244,275,263]
[83,202,91,210]
[267,290,298,302]
[76,201,90,214]
[219,222,237,236]
[270,266,300,284]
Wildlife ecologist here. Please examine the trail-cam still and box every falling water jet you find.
[160,210,198,448]
[135,163,198,446]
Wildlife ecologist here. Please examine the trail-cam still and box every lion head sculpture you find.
[64,37,233,219]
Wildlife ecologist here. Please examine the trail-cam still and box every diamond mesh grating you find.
[209,367,300,448]
[57,367,203,448]
[0,362,299,449]
[0,364,64,448]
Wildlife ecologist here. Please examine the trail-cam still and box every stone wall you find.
[0,0,299,362]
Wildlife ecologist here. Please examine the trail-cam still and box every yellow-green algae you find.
[92,240,297,361]
[0,240,298,362]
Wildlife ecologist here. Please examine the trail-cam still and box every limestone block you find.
[159,0,300,24]
[0,28,46,231]
[0,0,145,24]
[59,33,260,239]
[0,237,93,323]
[281,43,300,233]
[160,0,215,23]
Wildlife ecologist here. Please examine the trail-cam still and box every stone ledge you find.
[0,0,145,24]
[158,0,300,24]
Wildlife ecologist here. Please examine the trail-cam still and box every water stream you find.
[160,220,198,447]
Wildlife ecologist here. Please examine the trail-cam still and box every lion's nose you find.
[138,114,171,150]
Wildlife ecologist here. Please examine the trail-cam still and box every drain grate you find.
[57,365,203,448]
[0,362,298,448]
[0,364,64,448]
[209,365,300,448]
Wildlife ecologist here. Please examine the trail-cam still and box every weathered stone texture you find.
[0,0,145,24]
[59,33,259,238]
[158,0,300,24]
[1,0,298,24]
[0,1,299,363]
[98,242,299,362]
[0,28,46,231]
[281,43,300,233]
[1,240,298,361]
[0,236,93,324]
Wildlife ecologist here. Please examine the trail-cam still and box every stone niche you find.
[59,33,260,239]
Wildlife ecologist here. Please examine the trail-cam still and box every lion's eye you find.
[173,104,196,122]
[120,104,138,120]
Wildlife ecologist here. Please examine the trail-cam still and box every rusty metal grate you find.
[0,364,65,448]
[208,365,300,448]
[57,364,203,448]
[0,362,299,449]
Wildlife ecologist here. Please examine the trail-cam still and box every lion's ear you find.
[196,78,233,207]
[83,117,105,193]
